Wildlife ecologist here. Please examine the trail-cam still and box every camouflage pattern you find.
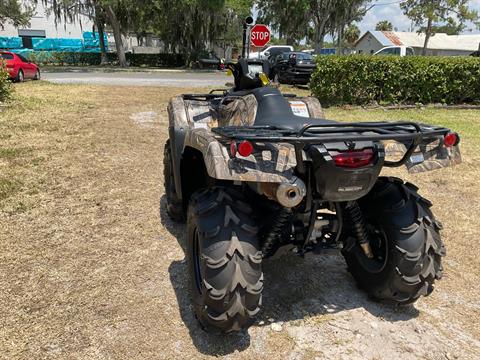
[407,138,462,174]
[384,138,462,174]
[169,95,461,183]
[168,96,190,128]
[297,97,325,119]
[184,128,297,182]
[214,94,258,127]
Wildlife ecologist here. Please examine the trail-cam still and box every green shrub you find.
[0,66,12,103]
[26,51,187,67]
[310,55,480,105]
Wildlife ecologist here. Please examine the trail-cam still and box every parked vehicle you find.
[0,51,41,82]
[269,51,316,85]
[164,58,461,333]
[374,46,415,56]
[304,48,337,56]
[249,45,294,60]
[195,51,225,70]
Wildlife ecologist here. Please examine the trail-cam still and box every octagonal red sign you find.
[250,24,271,47]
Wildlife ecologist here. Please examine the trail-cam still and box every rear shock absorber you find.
[346,202,374,259]
[262,208,292,258]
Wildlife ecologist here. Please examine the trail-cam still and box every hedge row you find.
[310,56,480,105]
[0,67,12,103]
[26,51,187,67]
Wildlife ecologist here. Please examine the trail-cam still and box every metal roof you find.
[356,31,393,47]
[358,31,480,52]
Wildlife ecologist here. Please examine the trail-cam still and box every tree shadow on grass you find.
[159,195,419,356]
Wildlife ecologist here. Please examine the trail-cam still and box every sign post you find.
[242,16,254,59]
[250,24,271,55]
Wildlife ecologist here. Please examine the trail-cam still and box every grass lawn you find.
[1,81,479,359]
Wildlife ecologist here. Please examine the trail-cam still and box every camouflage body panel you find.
[214,94,258,127]
[169,95,302,183]
[184,128,297,182]
[296,97,325,119]
[168,95,324,130]
[168,96,190,128]
[384,138,462,174]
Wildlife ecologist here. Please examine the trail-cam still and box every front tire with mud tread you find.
[187,187,263,333]
[343,177,445,305]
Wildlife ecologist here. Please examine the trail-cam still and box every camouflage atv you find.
[164,59,461,333]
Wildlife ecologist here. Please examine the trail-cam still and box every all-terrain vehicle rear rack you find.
[212,121,458,168]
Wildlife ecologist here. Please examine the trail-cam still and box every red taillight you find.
[444,133,459,147]
[333,149,374,168]
[238,140,254,157]
[230,141,237,157]
[230,140,254,157]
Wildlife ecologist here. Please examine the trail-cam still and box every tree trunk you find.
[105,5,127,67]
[314,17,328,55]
[337,25,344,55]
[422,17,433,56]
[97,23,108,65]
[314,18,328,54]
[94,5,108,65]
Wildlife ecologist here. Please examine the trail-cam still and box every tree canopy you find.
[0,0,35,27]
[257,0,371,53]
[400,0,479,55]
[375,20,393,31]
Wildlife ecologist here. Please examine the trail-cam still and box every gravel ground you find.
[1,82,479,359]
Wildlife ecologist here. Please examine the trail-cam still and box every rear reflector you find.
[444,133,459,147]
[230,140,254,157]
[333,149,374,168]
[238,140,254,157]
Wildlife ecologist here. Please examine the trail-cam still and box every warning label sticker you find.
[289,101,310,118]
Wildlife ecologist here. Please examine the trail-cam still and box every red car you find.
[0,51,40,82]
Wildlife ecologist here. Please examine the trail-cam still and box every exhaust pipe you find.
[260,178,307,208]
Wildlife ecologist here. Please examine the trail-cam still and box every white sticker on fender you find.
[289,101,310,118]
[193,122,209,130]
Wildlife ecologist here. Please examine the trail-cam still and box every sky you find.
[359,0,480,35]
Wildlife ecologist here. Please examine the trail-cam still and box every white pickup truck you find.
[249,45,294,60]
[374,46,415,56]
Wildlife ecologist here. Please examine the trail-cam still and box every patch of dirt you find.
[0,82,479,359]
[130,111,159,128]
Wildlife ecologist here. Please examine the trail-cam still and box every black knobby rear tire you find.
[342,177,445,305]
[187,187,263,333]
[163,140,185,222]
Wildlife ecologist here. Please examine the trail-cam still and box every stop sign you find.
[250,24,271,47]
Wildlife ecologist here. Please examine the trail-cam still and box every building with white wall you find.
[0,1,94,48]
[355,31,480,56]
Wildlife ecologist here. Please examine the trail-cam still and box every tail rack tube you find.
[212,121,455,168]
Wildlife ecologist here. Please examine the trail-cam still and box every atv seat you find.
[251,87,337,132]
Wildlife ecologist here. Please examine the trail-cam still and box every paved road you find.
[42,70,229,87]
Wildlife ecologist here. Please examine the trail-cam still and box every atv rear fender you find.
[167,95,319,199]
